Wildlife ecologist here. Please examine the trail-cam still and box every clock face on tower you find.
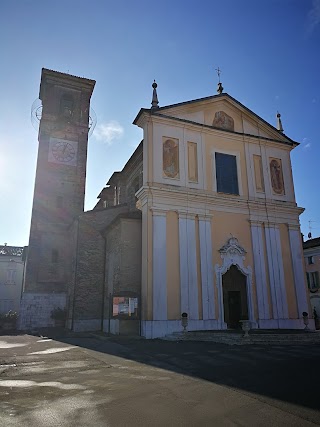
[48,138,78,166]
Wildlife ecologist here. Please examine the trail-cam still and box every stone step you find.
[164,331,320,345]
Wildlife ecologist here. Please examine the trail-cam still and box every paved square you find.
[0,334,319,426]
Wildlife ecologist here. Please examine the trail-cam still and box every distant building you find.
[303,237,320,316]
[19,69,311,337]
[0,245,25,314]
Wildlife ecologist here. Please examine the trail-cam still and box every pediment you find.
[148,94,294,144]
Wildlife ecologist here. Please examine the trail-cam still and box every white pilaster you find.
[250,223,270,319]
[265,225,288,320]
[288,226,309,316]
[152,210,167,320]
[179,213,199,320]
[199,217,215,319]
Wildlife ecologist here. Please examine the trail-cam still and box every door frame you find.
[215,237,255,329]
[222,266,248,328]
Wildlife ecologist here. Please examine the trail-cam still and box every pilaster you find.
[264,224,288,319]
[250,221,270,319]
[198,216,215,320]
[152,209,167,320]
[288,224,309,316]
[179,212,199,319]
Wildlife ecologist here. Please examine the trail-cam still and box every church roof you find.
[105,141,143,187]
[133,92,298,146]
[106,172,121,185]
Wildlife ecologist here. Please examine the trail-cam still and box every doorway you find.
[222,265,248,329]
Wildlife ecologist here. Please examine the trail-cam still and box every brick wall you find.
[70,204,129,331]
[104,213,142,322]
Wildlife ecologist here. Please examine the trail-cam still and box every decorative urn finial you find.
[151,80,159,110]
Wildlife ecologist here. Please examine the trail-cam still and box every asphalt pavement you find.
[0,333,319,426]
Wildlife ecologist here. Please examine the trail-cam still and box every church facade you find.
[19,69,311,338]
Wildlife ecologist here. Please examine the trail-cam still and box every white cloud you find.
[302,138,312,149]
[93,120,124,145]
[307,0,320,34]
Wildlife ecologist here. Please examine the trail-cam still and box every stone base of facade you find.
[141,319,224,339]
[258,318,315,330]
[18,292,66,330]
[72,319,101,332]
[104,319,140,335]
[140,318,315,339]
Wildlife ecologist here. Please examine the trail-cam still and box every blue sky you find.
[1,0,319,246]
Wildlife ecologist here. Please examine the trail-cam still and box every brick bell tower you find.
[20,69,95,329]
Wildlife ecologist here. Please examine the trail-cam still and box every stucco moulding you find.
[150,206,212,219]
[219,237,247,257]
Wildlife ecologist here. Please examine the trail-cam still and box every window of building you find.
[6,269,16,285]
[215,152,239,195]
[307,271,320,291]
[52,249,59,263]
[308,256,314,265]
[103,200,108,208]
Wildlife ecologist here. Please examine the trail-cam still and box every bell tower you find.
[24,69,95,295]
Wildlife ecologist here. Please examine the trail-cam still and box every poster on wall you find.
[112,296,139,319]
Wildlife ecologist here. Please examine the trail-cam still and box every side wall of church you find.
[103,216,142,333]
[71,218,105,331]
[70,205,129,332]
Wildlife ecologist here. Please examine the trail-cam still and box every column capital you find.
[264,222,279,229]
[198,214,213,222]
[287,223,301,231]
[150,208,167,217]
[178,212,196,220]
[249,220,264,227]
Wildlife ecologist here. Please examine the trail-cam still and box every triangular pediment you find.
[135,93,296,145]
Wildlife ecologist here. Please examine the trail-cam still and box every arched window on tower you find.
[60,94,74,119]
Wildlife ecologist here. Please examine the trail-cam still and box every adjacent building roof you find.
[0,245,24,257]
[303,237,320,250]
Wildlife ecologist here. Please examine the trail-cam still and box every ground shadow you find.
[24,328,320,415]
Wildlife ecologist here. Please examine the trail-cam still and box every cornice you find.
[137,185,304,219]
